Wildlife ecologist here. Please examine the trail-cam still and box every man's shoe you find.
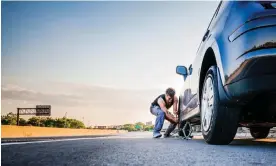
[153,133,162,138]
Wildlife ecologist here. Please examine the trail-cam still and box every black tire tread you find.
[250,127,270,139]
[201,65,240,145]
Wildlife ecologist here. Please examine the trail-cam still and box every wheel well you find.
[199,48,217,101]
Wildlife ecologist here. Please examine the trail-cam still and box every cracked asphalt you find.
[2,132,276,166]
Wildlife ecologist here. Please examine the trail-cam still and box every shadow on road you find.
[230,138,276,146]
[189,137,276,147]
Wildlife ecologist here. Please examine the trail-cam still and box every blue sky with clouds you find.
[2,1,219,125]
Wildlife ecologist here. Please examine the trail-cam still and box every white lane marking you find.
[1,135,156,146]
[1,136,110,146]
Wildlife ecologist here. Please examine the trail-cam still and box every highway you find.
[2,132,276,166]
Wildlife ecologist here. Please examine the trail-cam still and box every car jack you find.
[171,122,193,140]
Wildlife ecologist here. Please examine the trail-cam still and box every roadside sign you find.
[36,105,51,116]
[16,105,52,125]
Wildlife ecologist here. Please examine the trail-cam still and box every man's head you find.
[165,87,175,103]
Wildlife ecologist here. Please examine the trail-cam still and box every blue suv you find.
[176,1,276,145]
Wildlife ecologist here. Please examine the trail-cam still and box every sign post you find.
[16,105,51,126]
[17,108,20,126]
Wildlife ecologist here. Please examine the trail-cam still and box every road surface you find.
[2,132,276,166]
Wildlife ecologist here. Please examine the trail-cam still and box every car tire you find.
[250,127,270,139]
[201,65,240,145]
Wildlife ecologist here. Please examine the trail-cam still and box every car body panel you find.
[180,1,233,121]
[219,2,276,86]
[177,1,276,124]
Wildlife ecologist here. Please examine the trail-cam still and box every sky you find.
[1,1,219,126]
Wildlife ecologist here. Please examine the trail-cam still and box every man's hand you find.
[165,111,179,124]
[157,95,179,124]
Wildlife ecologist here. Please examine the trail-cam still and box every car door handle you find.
[202,30,210,42]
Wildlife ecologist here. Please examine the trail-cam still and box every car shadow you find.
[230,138,276,147]
[179,136,276,147]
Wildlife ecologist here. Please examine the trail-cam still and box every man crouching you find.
[150,87,179,138]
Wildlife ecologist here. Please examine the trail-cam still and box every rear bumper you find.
[217,48,276,105]
[225,74,276,102]
[219,52,276,122]
[223,46,276,102]
[225,48,276,88]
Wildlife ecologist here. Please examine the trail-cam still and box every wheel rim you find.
[201,76,214,132]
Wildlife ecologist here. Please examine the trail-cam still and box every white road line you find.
[1,136,109,146]
[1,136,154,146]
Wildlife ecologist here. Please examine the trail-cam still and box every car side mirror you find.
[176,65,188,80]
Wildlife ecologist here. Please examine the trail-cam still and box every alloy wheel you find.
[201,76,214,132]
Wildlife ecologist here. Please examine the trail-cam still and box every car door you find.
[181,68,192,118]
[182,64,198,120]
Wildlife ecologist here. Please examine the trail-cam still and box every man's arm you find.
[157,97,168,114]
[173,96,179,115]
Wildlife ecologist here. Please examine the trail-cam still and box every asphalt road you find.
[2,132,276,166]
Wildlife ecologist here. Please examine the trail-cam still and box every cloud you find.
[1,84,84,107]
[1,82,164,125]
[1,83,162,109]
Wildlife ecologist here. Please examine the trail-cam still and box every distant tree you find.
[144,125,154,131]
[1,112,17,125]
[135,122,145,130]
[55,118,68,128]
[44,117,55,127]
[123,124,136,131]
[1,112,86,129]
[27,117,41,126]
[39,117,46,127]
[19,118,27,126]
[67,119,85,129]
